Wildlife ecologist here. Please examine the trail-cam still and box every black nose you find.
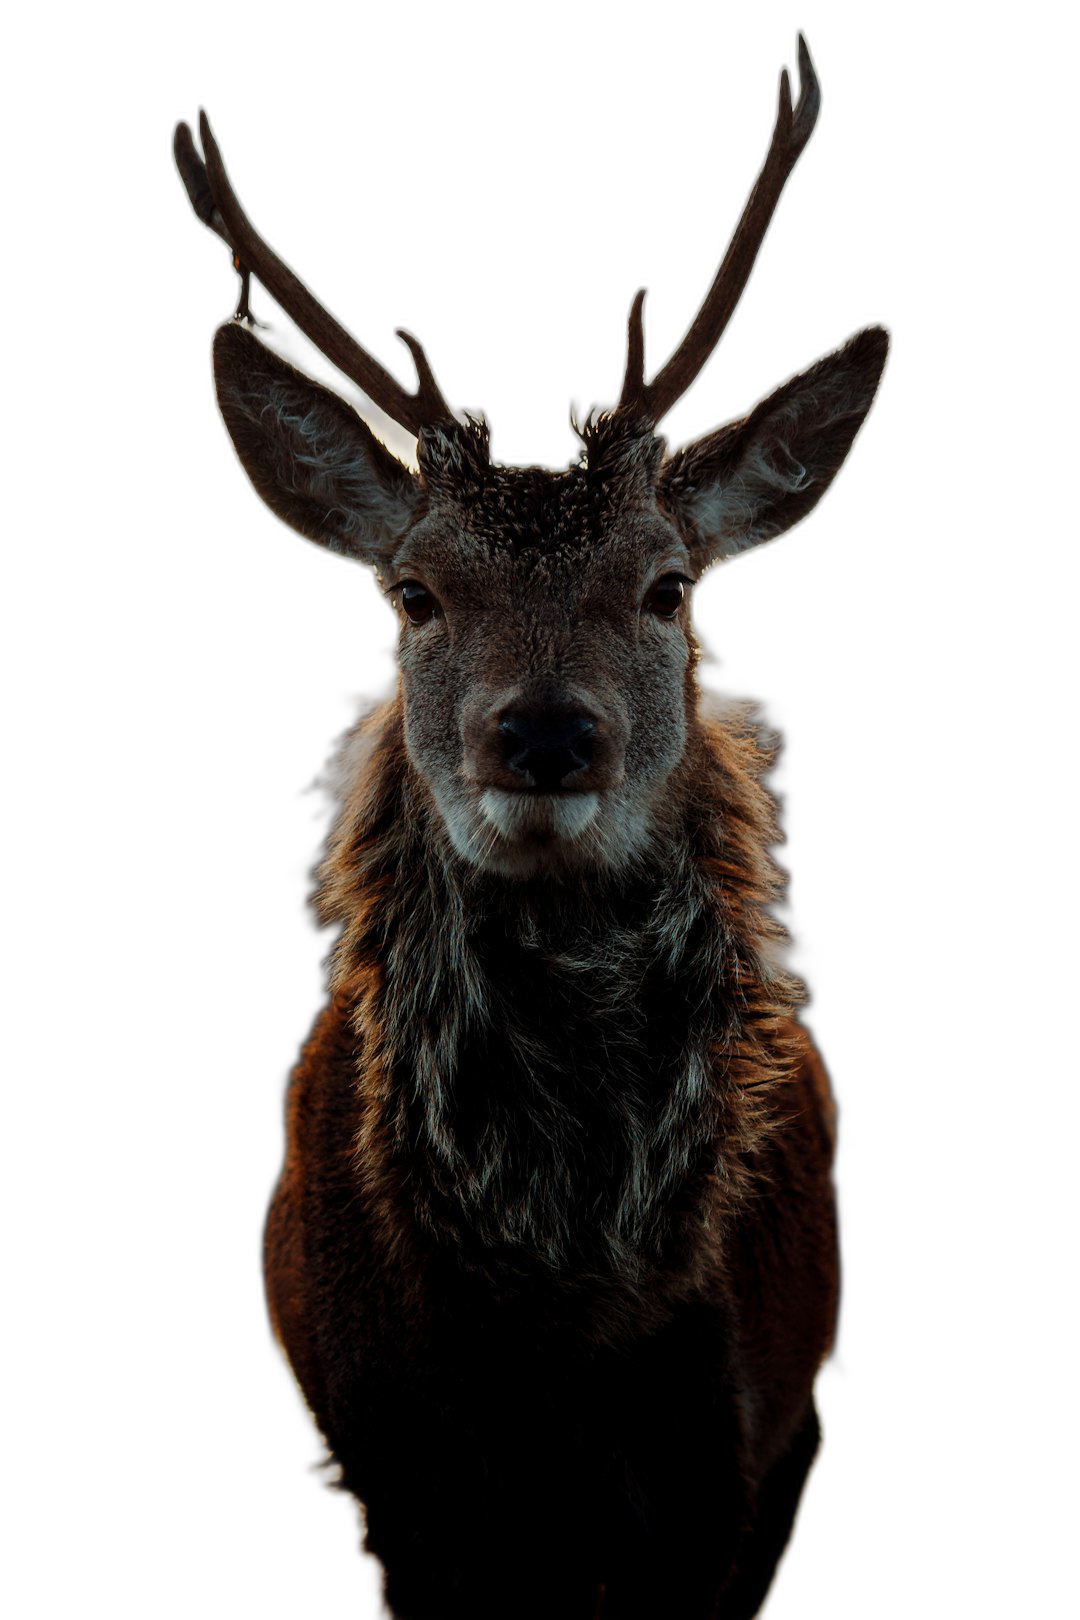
[499,710,596,791]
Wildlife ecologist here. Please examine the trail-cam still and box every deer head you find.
[176,36,886,881]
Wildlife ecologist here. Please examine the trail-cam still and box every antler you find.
[173,113,455,435]
[618,34,821,423]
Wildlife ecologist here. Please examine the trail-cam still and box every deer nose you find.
[499,710,596,792]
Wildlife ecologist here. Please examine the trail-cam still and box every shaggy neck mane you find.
[315,695,804,1291]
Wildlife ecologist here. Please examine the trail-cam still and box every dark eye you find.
[400,581,440,625]
[644,574,688,620]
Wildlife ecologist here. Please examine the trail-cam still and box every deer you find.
[174,34,885,1619]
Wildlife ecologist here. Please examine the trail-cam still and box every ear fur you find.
[658,325,888,567]
[212,321,420,566]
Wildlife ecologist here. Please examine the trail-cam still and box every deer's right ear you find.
[212,321,420,567]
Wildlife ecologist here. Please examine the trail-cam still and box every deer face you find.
[384,427,694,876]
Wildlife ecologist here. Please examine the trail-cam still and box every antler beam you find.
[173,114,455,436]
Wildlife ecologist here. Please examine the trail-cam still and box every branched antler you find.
[173,114,455,434]
[619,34,821,424]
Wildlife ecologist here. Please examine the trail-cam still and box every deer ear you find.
[658,326,888,567]
[211,321,420,566]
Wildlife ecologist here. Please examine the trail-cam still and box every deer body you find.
[266,695,838,1619]
[176,37,885,1617]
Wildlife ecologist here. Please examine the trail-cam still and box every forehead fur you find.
[415,411,668,560]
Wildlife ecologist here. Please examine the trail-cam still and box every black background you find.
[143,15,965,1620]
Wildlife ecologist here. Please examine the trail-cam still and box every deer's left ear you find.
[658,326,888,567]
[212,320,421,569]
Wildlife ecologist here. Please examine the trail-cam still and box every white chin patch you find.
[479,790,600,844]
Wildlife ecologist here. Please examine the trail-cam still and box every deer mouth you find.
[478,788,601,848]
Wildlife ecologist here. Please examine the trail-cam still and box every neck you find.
[315,692,803,1287]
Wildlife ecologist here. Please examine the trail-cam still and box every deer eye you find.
[400,581,440,624]
[644,574,688,620]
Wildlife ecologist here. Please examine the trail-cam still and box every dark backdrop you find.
[145,22,952,1620]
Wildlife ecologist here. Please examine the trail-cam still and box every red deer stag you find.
[175,35,885,1619]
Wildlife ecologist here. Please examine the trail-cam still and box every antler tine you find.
[175,113,455,436]
[618,290,648,414]
[620,33,821,424]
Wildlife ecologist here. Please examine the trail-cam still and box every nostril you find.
[499,714,595,747]
[499,711,596,790]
